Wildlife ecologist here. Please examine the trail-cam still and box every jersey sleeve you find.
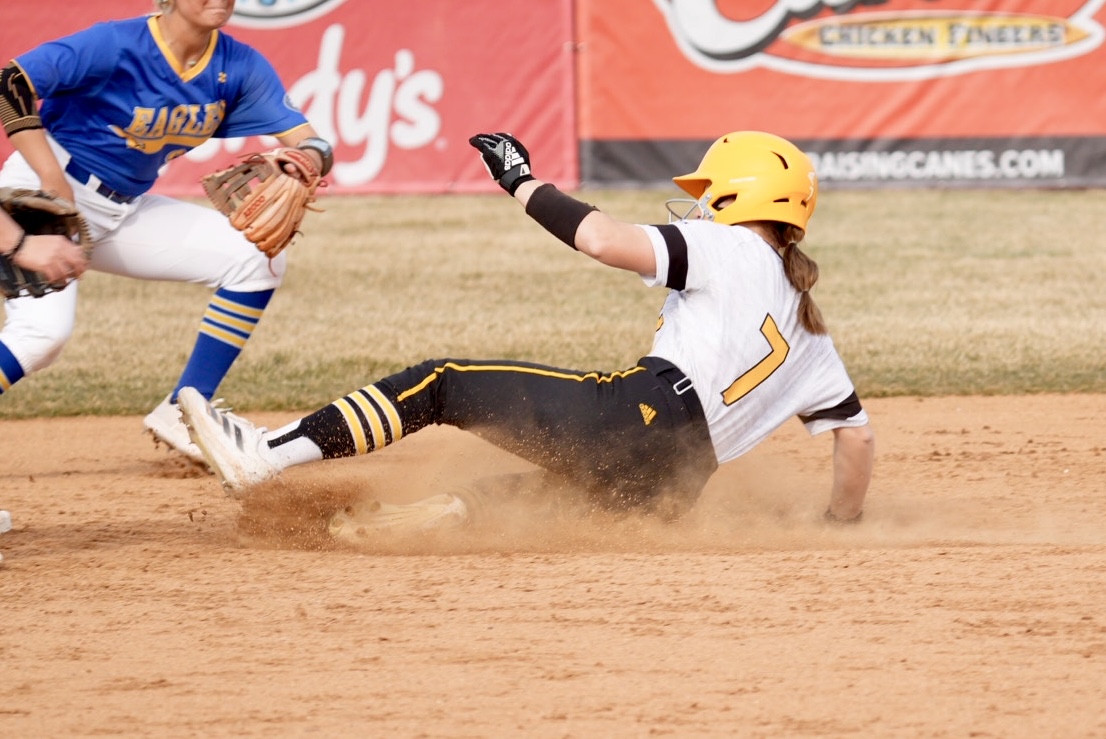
[216,43,309,138]
[798,390,869,436]
[640,223,691,289]
[640,221,731,293]
[15,22,116,99]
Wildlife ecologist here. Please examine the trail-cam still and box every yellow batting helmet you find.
[672,131,818,231]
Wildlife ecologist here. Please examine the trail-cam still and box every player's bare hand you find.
[15,233,89,283]
[285,149,323,181]
[469,132,535,195]
[261,146,321,185]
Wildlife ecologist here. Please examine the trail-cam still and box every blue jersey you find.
[15,15,309,197]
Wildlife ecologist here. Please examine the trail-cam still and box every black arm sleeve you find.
[523,183,598,249]
[0,61,43,138]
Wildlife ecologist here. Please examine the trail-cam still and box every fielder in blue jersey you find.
[0,0,334,463]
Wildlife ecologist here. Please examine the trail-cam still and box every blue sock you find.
[0,341,25,395]
[170,288,274,402]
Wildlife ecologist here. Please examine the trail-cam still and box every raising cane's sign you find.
[654,0,1103,78]
[578,0,1106,188]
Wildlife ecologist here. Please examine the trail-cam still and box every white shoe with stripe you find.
[177,387,277,495]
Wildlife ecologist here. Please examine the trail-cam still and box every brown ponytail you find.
[769,223,827,335]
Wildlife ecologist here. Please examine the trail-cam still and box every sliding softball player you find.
[178,130,874,542]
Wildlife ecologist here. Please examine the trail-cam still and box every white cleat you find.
[327,493,468,546]
[144,394,205,464]
[177,387,278,495]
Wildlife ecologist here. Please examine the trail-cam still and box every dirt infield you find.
[2,394,1105,737]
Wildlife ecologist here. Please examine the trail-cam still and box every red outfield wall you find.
[2,0,1105,193]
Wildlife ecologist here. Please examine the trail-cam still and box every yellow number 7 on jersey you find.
[722,313,790,405]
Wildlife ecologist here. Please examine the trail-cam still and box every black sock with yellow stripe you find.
[268,382,415,460]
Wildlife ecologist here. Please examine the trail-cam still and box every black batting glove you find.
[468,132,535,195]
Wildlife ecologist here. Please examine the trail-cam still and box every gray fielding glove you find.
[468,132,535,195]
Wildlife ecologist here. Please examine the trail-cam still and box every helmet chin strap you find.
[697,192,716,221]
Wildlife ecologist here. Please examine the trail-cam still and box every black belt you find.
[65,160,138,204]
[638,355,718,493]
[639,355,706,424]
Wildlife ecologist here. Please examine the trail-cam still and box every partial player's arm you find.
[515,180,656,274]
[825,424,875,522]
[469,132,656,275]
[0,228,88,284]
[0,191,90,296]
[0,62,73,203]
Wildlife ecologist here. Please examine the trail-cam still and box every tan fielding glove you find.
[201,148,324,258]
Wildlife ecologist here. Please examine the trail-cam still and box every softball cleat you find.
[327,493,469,545]
[144,393,206,464]
[177,387,278,495]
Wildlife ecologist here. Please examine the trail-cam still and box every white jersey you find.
[640,220,868,464]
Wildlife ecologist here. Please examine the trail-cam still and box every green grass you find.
[2,188,1104,418]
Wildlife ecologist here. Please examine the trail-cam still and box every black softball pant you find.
[294,356,718,518]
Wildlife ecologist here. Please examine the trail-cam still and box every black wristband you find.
[0,249,19,299]
[297,137,334,177]
[8,230,26,257]
[503,171,534,196]
[523,183,598,250]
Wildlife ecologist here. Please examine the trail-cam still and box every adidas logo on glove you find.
[504,142,530,174]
